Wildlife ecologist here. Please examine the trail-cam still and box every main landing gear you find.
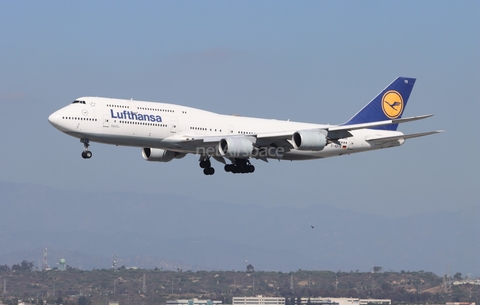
[200,157,255,175]
[81,138,92,159]
[199,157,215,175]
[224,159,255,174]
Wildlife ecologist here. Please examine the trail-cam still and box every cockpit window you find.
[72,100,86,104]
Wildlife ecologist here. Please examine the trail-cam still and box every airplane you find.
[48,77,442,175]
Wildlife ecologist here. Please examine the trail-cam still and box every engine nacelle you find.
[218,137,254,158]
[142,148,186,162]
[292,130,327,151]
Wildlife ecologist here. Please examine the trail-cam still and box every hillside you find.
[0,268,478,305]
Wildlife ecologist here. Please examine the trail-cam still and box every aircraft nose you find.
[48,111,60,128]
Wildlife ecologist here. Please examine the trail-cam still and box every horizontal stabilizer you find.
[329,114,434,132]
[365,130,444,142]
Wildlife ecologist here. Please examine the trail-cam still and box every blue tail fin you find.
[343,77,416,131]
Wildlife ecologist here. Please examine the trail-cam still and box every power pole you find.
[142,273,147,294]
[42,248,49,271]
[112,254,118,272]
[233,275,236,294]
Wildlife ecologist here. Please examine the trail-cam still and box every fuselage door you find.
[347,136,355,150]
[170,119,178,134]
[103,114,110,127]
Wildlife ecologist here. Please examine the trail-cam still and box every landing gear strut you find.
[81,138,92,159]
[199,157,215,175]
[224,159,255,174]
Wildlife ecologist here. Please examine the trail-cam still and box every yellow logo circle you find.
[382,90,404,119]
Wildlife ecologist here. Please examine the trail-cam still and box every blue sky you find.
[0,1,479,218]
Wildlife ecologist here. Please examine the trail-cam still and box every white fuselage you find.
[48,96,404,161]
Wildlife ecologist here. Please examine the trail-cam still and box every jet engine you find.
[218,137,254,158]
[292,130,327,151]
[142,148,186,162]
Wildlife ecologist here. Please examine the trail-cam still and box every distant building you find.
[233,296,285,305]
[453,279,480,285]
[300,298,390,305]
[446,303,475,305]
[359,299,391,305]
[300,298,340,305]
[301,298,357,305]
[167,299,222,305]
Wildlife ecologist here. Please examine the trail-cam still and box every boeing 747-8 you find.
[48,77,441,175]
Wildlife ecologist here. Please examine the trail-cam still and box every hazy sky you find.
[1,1,479,218]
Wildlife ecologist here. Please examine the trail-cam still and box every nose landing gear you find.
[81,138,92,159]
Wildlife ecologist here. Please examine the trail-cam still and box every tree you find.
[20,260,34,271]
[77,296,91,305]
[11,260,34,272]
[5,298,19,305]
[453,272,462,280]
[0,264,9,272]
[381,282,392,292]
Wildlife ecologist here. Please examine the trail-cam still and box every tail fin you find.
[343,77,416,131]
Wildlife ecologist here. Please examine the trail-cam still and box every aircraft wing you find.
[161,135,223,150]
[160,114,439,152]
[255,130,297,147]
[160,132,295,162]
[253,114,436,142]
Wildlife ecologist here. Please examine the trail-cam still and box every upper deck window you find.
[72,100,86,104]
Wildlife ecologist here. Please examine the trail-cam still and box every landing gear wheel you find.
[81,151,92,159]
[203,167,215,175]
[227,159,255,174]
[200,160,211,168]
[80,138,92,159]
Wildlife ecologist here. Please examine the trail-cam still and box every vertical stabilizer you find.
[343,77,416,130]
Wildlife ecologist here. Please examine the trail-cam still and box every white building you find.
[300,298,390,305]
[233,296,286,305]
[301,297,357,305]
[167,299,222,305]
[359,299,391,305]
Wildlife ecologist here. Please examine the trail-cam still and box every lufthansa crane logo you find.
[382,90,403,119]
